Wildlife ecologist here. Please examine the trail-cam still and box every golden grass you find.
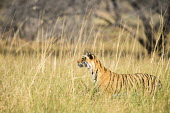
[0,18,170,113]
[0,38,169,113]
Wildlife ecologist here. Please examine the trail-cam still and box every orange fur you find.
[77,52,162,95]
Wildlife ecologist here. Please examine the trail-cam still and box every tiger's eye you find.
[82,57,86,60]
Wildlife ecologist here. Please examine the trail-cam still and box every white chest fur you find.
[85,62,96,83]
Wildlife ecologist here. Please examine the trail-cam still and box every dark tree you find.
[97,0,170,57]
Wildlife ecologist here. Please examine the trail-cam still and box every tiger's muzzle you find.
[78,63,84,67]
[77,62,87,68]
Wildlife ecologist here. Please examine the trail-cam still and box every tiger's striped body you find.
[77,52,162,95]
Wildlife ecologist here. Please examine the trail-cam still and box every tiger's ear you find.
[86,52,94,59]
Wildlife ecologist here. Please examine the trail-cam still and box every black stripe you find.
[139,74,145,89]
[104,74,112,92]
[123,74,128,92]
[119,74,123,92]
[127,74,133,90]
[133,74,140,87]
[121,74,125,89]
[115,74,120,94]
[144,73,150,91]
[111,73,115,92]
[129,74,135,86]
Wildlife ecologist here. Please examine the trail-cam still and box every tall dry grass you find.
[0,16,170,113]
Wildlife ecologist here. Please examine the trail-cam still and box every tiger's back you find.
[97,72,161,95]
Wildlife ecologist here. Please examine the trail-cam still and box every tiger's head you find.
[77,52,95,69]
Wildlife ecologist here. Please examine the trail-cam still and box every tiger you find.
[77,52,162,95]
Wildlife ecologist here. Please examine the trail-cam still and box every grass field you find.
[0,25,170,113]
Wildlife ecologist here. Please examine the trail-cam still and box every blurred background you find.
[0,0,170,57]
[1,1,170,112]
